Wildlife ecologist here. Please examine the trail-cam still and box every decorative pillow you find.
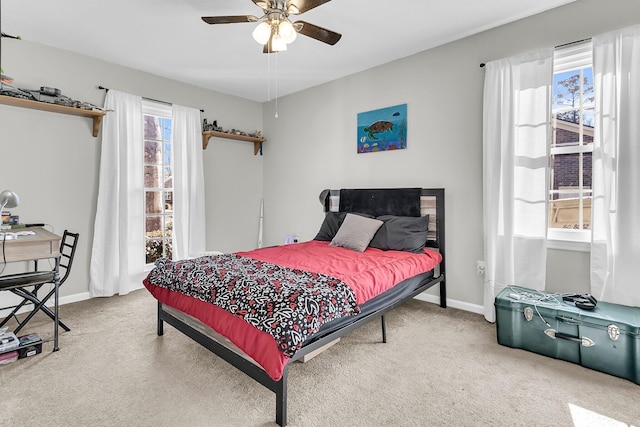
[314,211,373,241]
[329,213,383,252]
[369,215,429,254]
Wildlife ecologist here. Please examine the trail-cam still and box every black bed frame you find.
[156,188,446,426]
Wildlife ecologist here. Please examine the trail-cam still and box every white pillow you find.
[330,213,383,252]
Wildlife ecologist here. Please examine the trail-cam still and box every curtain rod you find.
[479,37,592,68]
[98,86,204,112]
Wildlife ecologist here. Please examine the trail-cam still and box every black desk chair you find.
[0,230,79,334]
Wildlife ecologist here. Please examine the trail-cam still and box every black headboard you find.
[319,187,445,253]
[338,188,422,217]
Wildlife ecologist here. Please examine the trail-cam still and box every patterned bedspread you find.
[145,254,360,357]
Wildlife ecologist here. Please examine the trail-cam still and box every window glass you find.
[549,41,593,236]
[143,103,173,264]
[144,140,161,163]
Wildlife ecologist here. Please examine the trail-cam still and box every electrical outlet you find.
[476,260,485,275]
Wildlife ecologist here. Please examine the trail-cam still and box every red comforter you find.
[143,240,441,381]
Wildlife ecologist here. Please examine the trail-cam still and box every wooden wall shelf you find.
[0,95,105,137]
[202,130,266,155]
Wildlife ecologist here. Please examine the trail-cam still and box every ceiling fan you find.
[202,0,341,53]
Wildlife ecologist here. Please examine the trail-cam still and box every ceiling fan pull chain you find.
[267,42,271,101]
[275,51,279,118]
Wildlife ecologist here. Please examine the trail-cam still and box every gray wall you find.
[0,39,264,304]
[1,0,638,313]
[260,0,640,311]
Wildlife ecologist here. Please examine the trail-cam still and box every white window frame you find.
[548,40,593,252]
[142,101,174,265]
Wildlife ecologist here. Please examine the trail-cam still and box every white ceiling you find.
[1,0,575,102]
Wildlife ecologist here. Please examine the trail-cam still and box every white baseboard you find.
[0,291,92,319]
[414,293,484,315]
[60,292,91,306]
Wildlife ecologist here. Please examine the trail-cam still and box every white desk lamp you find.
[0,191,20,239]
[0,190,20,213]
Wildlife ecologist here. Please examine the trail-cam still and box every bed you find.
[143,187,446,426]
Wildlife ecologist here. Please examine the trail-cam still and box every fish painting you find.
[363,120,393,140]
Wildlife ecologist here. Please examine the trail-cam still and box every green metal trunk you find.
[495,287,640,385]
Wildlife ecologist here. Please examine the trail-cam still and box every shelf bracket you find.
[93,116,103,137]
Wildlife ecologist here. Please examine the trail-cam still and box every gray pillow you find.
[314,211,373,241]
[369,215,429,254]
[330,213,383,252]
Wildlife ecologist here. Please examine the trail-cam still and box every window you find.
[143,102,173,264]
[548,40,593,248]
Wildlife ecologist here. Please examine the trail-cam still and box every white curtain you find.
[90,90,145,297]
[172,105,206,260]
[591,25,640,307]
[482,49,553,322]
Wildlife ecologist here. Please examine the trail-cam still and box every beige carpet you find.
[1,289,638,427]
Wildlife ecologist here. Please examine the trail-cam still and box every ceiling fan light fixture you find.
[279,20,297,44]
[271,34,287,52]
[252,21,272,45]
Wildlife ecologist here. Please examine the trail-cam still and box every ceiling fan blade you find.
[294,21,341,45]
[201,15,259,24]
[252,0,273,10]
[286,0,331,15]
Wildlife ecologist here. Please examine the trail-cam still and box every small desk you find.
[0,228,62,351]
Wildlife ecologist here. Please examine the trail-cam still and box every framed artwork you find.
[357,103,407,153]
